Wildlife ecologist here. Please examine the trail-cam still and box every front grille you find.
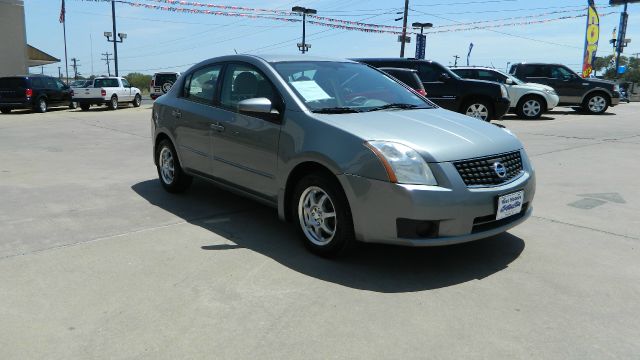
[453,151,523,187]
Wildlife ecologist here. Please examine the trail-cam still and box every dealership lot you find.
[1,104,639,358]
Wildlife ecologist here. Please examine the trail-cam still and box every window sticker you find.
[290,80,332,102]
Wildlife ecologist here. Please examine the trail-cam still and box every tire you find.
[156,139,192,193]
[293,173,355,257]
[34,97,47,113]
[107,95,118,110]
[132,94,142,107]
[582,92,609,114]
[80,103,90,111]
[516,95,544,120]
[69,101,78,109]
[463,99,493,121]
[0,108,10,114]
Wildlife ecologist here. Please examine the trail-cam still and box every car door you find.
[417,62,457,110]
[43,77,63,105]
[54,78,72,105]
[549,65,584,103]
[173,64,223,175]
[211,62,282,199]
[120,78,133,101]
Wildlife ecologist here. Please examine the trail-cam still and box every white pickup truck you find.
[73,77,142,111]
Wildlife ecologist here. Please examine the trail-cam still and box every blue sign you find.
[618,65,627,74]
[415,34,426,59]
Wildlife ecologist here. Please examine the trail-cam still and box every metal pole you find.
[63,16,69,83]
[614,1,628,79]
[302,12,306,54]
[112,0,118,76]
[400,0,409,57]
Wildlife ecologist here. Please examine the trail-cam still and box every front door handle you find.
[172,110,182,118]
[210,123,225,132]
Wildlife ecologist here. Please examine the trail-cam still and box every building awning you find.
[27,44,60,67]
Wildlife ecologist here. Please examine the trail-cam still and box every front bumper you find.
[545,93,560,110]
[338,150,536,246]
[494,97,511,119]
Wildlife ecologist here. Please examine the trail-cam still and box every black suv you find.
[509,63,620,114]
[354,58,511,121]
[0,75,74,114]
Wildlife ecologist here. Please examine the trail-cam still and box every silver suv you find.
[152,55,535,257]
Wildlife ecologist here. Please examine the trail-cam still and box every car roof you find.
[379,67,418,73]
[352,57,436,64]
[250,54,354,63]
[451,66,498,70]
[512,63,566,67]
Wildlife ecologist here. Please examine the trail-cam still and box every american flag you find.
[59,0,65,23]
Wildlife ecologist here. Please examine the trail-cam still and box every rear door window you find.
[185,65,222,104]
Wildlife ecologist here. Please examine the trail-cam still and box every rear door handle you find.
[172,110,181,118]
[210,123,225,132]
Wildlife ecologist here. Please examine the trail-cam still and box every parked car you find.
[379,67,427,96]
[451,66,559,119]
[152,55,535,257]
[509,63,620,114]
[150,72,180,100]
[69,79,93,88]
[354,58,511,121]
[73,77,142,111]
[0,75,74,114]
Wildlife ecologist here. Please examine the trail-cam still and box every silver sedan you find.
[152,55,535,257]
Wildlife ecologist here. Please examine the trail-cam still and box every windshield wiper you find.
[365,103,425,112]
[311,107,362,114]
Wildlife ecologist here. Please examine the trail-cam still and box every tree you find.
[124,72,151,92]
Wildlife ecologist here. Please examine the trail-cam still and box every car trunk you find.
[0,77,28,103]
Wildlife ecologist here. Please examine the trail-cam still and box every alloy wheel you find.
[466,103,489,120]
[39,99,47,113]
[523,99,541,117]
[588,96,606,113]
[298,186,337,246]
[159,147,175,185]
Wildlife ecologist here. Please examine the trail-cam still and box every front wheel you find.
[582,93,609,114]
[293,173,355,257]
[132,94,142,107]
[156,139,192,193]
[107,95,118,110]
[516,95,544,119]
[463,99,493,121]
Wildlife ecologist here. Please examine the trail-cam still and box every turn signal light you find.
[25,88,33,97]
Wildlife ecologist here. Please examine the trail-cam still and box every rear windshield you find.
[94,78,120,88]
[0,77,27,89]
[154,73,178,85]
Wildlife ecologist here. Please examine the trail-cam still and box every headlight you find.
[365,141,437,185]
[500,84,509,98]
[613,84,620,92]
[543,89,556,95]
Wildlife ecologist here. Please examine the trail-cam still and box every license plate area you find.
[496,190,524,220]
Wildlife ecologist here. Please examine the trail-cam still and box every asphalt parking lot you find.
[1,103,639,359]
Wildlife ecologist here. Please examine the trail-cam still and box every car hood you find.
[524,82,555,92]
[312,108,523,163]
[585,77,616,88]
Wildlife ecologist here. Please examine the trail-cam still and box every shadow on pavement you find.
[501,114,556,121]
[132,179,525,293]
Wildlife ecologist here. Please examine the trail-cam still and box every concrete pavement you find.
[0,103,639,359]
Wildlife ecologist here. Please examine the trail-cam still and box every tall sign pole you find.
[59,0,69,83]
[399,0,409,57]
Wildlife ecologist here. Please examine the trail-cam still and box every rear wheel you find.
[156,139,192,193]
[463,99,493,121]
[34,97,47,113]
[516,95,544,119]
[293,173,355,257]
[107,95,118,110]
[582,93,609,114]
[69,101,78,109]
[132,94,142,107]
[0,108,10,114]
[80,103,90,111]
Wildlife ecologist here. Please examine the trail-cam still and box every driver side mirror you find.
[505,78,514,85]
[238,97,279,115]
[438,73,451,82]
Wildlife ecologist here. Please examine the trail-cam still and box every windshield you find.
[273,61,434,113]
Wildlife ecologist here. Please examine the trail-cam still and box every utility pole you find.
[453,55,460,67]
[101,52,113,76]
[58,66,62,80]
[633,52,640,59]
[399,0,410,57]
[71,58,81,80]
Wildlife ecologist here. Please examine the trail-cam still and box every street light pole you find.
[292,6,317,53]
[111,0,118,76]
